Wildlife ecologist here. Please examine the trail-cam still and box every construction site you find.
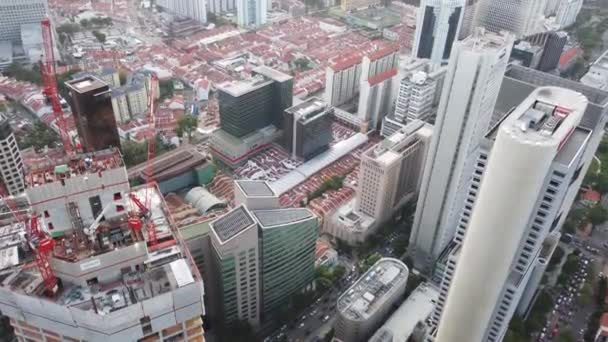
[0,18,206,342]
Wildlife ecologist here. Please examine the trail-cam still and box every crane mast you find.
[40,18,74,156]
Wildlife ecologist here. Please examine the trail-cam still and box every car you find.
[301,315,307,321]
[322,315,330,322]
[311,309,318,315]
[299,322,305,328]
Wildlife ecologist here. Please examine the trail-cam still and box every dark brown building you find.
[66,76,120,152]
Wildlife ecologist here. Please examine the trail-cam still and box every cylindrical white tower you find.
[435,86,588,342]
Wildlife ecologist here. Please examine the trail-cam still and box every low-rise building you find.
[582,49,608,91]
[369,282,439,342]
[335,258,409,342]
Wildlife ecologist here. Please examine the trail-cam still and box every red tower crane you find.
[0,190,56,296]
[40,18,74,156]
[128,74,158,247]
[144,74,158,246]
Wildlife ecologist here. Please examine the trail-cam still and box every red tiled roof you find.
[368,69,397,86]
[583,189,601,203]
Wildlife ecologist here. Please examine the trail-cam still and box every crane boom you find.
[143,74,158,246]
[41,18,74,156]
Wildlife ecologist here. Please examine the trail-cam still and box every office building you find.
[356,120,432,224]
[335,258,408,342]
[474,0,546,37]
[236,0,267,28]
[0,149,206,342]
[156,0,207,23]
[0,114,24,195]
[98,67,121,88]
[409,29,514,273]
[369,282,439,342]
[435,87,588,342]
[111,83,148,124]
[394,60,447,123]
[211,67,292,168]
[538,31,568,72]
[459,0,480,39]
[582,49,608,91]
[283,98,333,160]
[208,0,236,14]
[414,0,465,64]
[555,0,583,29]
[429,65,608,342]
[208,181,317,328]
[0,0,47,43]
[66,76,121,152]
[510,41,544,69]
[216,67,292,138]
[325,120,433,245]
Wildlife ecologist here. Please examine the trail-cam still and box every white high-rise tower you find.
[409,28,514,273]
[413,0,465,65]
[474,0,546,37]
[236,0,267,27]
[435,87,588,342]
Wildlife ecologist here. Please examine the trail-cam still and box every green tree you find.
[19,121,60,151]
[594,173,608,194]
[176,114,199,142]
[333,265,346,280]
[6,63,42,85]
[588,204,608,226]
[56,23,81,35]
[92,30,106,43]
[80,19,90,28]
[559,330,575,342]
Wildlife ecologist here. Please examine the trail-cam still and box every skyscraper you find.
[409,29,513,273]
[236,0,267,28]
[0,114,24,195]
[66,76,121,152]
[435,87,588,342]
[538,31,568,72]
[555,0,583,29]
[428,65,608,341]
[474,0,546,37]
[155,0,207,23]
[459,0,480,39]
[413,0,465,65]
[0,0,46,43]
[207,181,317,329]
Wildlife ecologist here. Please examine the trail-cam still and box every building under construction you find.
[0,148,206,342]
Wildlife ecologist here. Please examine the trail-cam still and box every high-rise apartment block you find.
[555,0,583,29]
[325,45,398,110]
[0,0,46,43]
[394,60,446,124]
[474,0,545,37]
[357,48,399,130]
[459,0,480,39]
[0,149,206,342]
[410,29,513,273]
[429,65,608,342]
[155,0,207,23]
[335,258,408,342]
[0,115,24,195]
[208,0,235,14]
[207,181,317,328]
[236,0,267,28]
[283,98,333,160]
[414,0,465,65]
[436,87,589,342]
[66,76,121,152]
